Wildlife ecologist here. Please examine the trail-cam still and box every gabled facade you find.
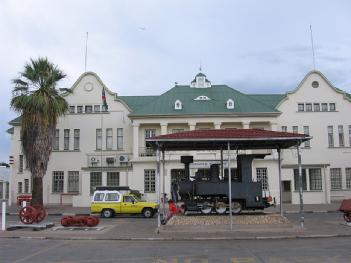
[7,71,351,206]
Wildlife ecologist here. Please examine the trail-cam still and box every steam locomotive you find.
[171,154,273,214]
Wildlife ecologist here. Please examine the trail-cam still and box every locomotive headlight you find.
[255,196,260,202]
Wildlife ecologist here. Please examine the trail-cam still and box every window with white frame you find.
[329,103,336,111]
[309,168,322,190]
[24,179,29,193]
[226,99,234,109]
[281,126,287,132]
[145,129,156,147]
[303,126,310,147]
[17,182,22,194]
[117,128,123,150]
[256,168,268,190]
[19,155,23,173]
[52,171,64,193]
[64,129,70,150]
[53,129,59,150]
[194,95,211,101]
[94,105,100,112]
[313,103,320,111]
[294,169,307,191]
[327,126,334,147]
[107,172,120,186]
[330,168,342,190]
[69,106,75,113]
[338,125,345,146]
[144,169,156,193]
[292,126,298,134]
[68,171,79,192]
[174,100,182,110]
[346,168,351,189]
[77,106,83,113]
[96,129,102,150]
[321,103,328,112]
[90,172,102,194]
[306,103,312,112]
[298,103,304,112]
[74,129,80,150]
[106,128,113,150]
[85,105,92,113]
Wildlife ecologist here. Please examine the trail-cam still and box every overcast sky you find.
[1,0,351,162]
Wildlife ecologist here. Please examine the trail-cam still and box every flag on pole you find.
[102,87,108,111]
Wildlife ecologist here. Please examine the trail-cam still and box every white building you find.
[7,70,351,207]
[0,166,10,201]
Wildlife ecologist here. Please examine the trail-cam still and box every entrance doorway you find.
[282,180,292,203]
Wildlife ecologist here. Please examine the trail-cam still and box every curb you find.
[284,210,338,214]
[2,211,338,216]
[0,233,350,241]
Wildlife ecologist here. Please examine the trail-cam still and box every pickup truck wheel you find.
[101,209,114,218]
[142,208,154,218]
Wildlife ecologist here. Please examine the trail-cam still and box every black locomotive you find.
[171,154,273,214]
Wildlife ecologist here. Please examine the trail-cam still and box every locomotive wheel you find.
[32,205,46,223]
[200,202,212,215]
[19,206,37,224]
[231,201,242,214]
[344,212,351,223]
[215,202,227,215]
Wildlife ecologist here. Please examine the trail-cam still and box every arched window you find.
[174,99,182,110]
[226,99,234,109]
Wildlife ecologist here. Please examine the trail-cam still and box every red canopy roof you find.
[146,129,310,150]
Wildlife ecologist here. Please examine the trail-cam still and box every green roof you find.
[128,85,280,116]
[8,116,21,126]
[249,94,286,108]
[6,127,14,134]
[119,96,158,111]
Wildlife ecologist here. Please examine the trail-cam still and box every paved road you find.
[1,237,351,263]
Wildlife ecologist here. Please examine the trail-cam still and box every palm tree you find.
[11,57,67,206]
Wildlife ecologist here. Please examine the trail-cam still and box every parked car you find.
[90,188,158,218]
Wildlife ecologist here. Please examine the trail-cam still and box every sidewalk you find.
[0,203,349,241]
[0,202,341,216]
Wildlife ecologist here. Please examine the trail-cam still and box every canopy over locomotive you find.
[171,154,273,214]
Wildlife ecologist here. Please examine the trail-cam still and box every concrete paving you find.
[1,202,350,241]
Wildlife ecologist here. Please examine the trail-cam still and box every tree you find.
[11,57,67,205]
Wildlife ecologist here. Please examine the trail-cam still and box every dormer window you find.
[190,72,211,88]
[194,95,211,101]
[174,99,182,110]
[226,99,234,109]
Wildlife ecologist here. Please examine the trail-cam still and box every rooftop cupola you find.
[190,71,211,88]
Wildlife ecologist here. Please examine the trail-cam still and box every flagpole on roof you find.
[85,32,88,72]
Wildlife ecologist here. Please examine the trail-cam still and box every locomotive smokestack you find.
[180,156,194,180]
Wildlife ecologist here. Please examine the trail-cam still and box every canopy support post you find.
[162,149,166,219]
[278,148,283,216]
[156,146,161,230]
[227,142,233,231]
[220,148,224,179]
[297,143,304,228]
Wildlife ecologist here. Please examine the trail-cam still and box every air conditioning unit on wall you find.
[106,157,115,164]
[119,155,129,163]
[90,156,99,166]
